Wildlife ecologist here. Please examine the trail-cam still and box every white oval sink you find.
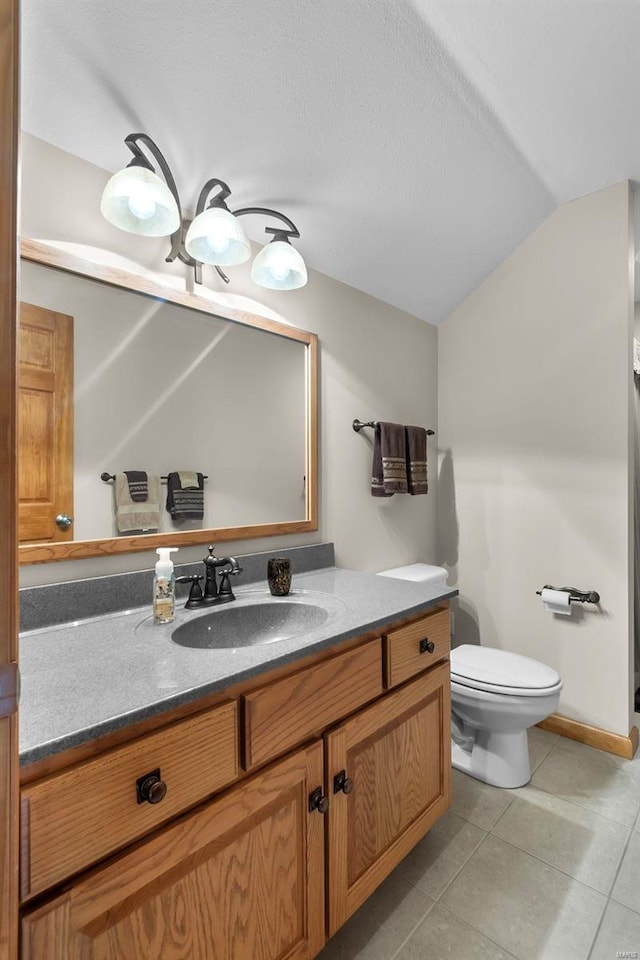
[171,599,331,649]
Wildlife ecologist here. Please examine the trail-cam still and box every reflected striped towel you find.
[114,474,161,533]
[166,471,205,523]
[123,470,148,502]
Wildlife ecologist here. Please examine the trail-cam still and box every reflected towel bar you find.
[101,473,208,483]
[352,419,435,435]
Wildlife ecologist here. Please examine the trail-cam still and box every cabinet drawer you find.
[21,700,238,900]
[243,640,383,770]
[21,742,325,960]
[383,607,450,688]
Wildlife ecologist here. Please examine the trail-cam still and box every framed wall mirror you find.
[18,238,318,564]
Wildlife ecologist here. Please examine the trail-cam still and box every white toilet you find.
[378,564,563,789]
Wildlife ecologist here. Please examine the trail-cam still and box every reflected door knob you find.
[55,513,73,530]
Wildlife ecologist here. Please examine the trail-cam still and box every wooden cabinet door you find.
[22,741,326,960]
[326,662,451,934]
[18,302,73,545]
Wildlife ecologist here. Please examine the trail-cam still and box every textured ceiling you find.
[20,0,640,323]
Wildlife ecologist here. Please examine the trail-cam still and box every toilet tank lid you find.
[451,645,561,690]
[377,563,448,584]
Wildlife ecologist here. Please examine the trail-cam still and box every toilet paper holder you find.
[535,585,600,605]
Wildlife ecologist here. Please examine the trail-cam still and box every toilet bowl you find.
[450,644,562,788]
[378,564,562,789]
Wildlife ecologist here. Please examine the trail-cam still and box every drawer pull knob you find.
[419,638,435,654]
[333,770,354,795]
[136,768,168,805]
[309,787,329,814]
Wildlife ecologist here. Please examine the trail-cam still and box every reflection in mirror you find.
[18,244,317,564]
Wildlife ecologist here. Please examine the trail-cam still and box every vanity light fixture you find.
[100,133,307,290]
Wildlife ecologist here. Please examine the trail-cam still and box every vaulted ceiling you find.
[20,0,640,323]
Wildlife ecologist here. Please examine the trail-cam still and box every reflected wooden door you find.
[326,663,451,934]
[18,302,73,544]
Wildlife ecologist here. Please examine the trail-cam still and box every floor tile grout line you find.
[436,900,521,960]
[487,776,637,894]
[587,894,618,960]
[585,812,640,960]
[389,898,519,960]
[481,825,625,898]
[449,773,638,898]
[454,774,637,832]
[549,738,640,781]
[529,735,561,773]
[437,830,609,960]
[598,816,638,909]
[433,828,490,903]
[423,832,533,960]
[387,897,438,960]
[481,793,516,834]
[523,775,639,829]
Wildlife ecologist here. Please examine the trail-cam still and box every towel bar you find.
[101,473,209,483]
[352,418,435,435]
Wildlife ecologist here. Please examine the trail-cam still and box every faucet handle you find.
[176,574,204,608]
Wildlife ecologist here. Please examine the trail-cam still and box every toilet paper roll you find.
[541,588,572,616]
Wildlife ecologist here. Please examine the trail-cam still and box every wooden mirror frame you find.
[18,238,318,565]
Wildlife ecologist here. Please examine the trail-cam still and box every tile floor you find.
[318,728,640,960]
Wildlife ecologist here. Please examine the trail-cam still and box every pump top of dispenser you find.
[156,547,178,577]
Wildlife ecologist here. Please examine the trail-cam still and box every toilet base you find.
[451,728,531,788]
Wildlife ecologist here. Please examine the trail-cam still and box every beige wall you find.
[438,182,634,735]
[20,134,438,586]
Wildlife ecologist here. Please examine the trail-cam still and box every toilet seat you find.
[451,645,562,698]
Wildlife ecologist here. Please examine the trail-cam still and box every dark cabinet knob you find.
[136,768,167,805]
[333,770,354,795]
[308,786,329,814]
[419,638,436,654]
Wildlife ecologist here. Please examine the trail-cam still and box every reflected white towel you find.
[114,474,161,533]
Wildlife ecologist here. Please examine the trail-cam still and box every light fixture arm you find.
[122,133,198,270]
[210,206,301,284]
[233,206,300,240]
[123,132,183,218]
[195,178,232,214]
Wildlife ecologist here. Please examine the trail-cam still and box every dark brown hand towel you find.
[124,470,148,502]
[371,422,408,497]
[166,471,205,523]
[405,425,428,495]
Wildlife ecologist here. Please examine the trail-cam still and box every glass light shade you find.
[251,239,308,290]
[184,207,251,266]
[100,165,181,237]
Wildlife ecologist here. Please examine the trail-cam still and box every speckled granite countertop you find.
[19,566,457,767]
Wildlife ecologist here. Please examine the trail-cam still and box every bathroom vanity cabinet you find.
[20,604,451,960]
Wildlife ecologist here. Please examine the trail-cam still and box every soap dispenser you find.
[153,547,179,624]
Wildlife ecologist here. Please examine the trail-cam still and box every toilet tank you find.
[377,563,449,589]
